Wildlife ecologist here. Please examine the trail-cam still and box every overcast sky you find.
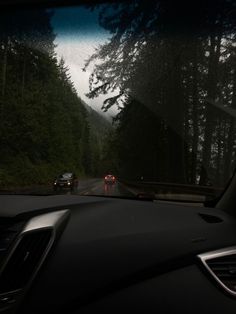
[51,6,117,118]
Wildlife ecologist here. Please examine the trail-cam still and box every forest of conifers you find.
[0,0,236,187]
[0,8,111,185]
[85,0,236,187]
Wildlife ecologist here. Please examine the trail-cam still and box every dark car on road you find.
[53,173,78,191]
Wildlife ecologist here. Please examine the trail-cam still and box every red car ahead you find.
[104,174,116,184]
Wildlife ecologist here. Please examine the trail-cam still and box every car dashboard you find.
[0,195,236,313]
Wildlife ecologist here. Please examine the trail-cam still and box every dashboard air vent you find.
[0,229,53,293]
[198,246,236,297]
[0,210,69,312]
[198,213,223,223]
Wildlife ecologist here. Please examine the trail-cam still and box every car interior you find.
[1,0,236,313]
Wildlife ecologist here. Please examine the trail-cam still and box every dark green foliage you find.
[0,8,104,186]
[111,98,166,181]
[85,0,236,186]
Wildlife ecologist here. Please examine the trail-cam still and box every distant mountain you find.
[82,100,112,132]
[80,100,113,176]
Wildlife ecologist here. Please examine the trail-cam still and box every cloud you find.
[52,6,118,118]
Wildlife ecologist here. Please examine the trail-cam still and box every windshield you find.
[59,173,73,179]
[0,1,236,202]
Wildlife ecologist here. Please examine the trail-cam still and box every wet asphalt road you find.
[67,179,135,197]
[0,179,135,197]
[0,180,207,203]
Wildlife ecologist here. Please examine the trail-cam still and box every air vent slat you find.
[214,274,236,280]
[210,266,236,270]
[0,229,52,293]
[208,260,236,265]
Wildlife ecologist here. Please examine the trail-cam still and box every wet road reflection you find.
[53,179,135,197]
[103,183,116,195]
[0,179,134,197]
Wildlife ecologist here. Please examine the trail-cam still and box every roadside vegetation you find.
[0,9,110,186]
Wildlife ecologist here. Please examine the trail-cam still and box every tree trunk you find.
[191,43,199,184]
[166,40,185,183]
[21,52,27,100]
[199,33,221,185]
[1,38,9,99]
[224,66,236,181]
